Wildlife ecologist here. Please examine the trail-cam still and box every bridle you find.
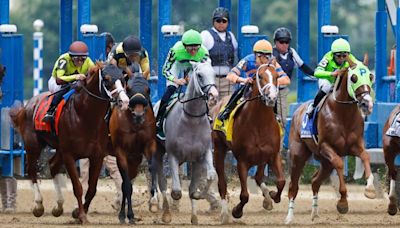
[177,65,216,117]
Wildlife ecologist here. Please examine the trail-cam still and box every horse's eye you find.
[369,73,375,83]
[351,74,358,83]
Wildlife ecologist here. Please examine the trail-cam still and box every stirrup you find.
[42,113,54,122]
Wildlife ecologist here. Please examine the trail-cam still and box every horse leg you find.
[285,141,312,225]
[81,156,103,216]
[254,164,272,210]
[49,152,64,217]
[148,153,161,213]
[188,162,202,225]
[310,161,333,221]
[269,153,286,204]
[26,147,45,217]
[232,161,249,219]
[168,153,182,200]
[213,132,230,224]
[118,168,134,224]
[358,149,376,199]
[322,147,348,214]
[384,144,399,215]
[63,154,87,224]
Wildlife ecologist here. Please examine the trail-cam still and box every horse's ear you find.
[347,57,357,69]
[363,53,369,66]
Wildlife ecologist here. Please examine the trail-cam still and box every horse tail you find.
[9,100,24,132]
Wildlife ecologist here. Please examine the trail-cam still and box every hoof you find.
[232,205,243,219]
[263,196,273,211]
[149,203,159,213]
[388,203,398,216]
[336,201,348,214]
[4,207,15,214]
[119,218,125,224]
[269,191,280,203]
[72,208,79,219]
[171,190,182,200]
[32,204,44,217]
[162,210,172,224]
[51,207,63,217]
[191,215,198,225]
[364,187,376,199]
[221,212,230,224]
[190,191,202,200]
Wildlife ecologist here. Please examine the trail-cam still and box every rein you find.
[176,66,216,117]
[81,69,117,102]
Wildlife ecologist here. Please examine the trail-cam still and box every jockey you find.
[306,38,360,117]
[217,39,290,120]
[43,41,94,122]
[107,35,151,79]
[155,29,210,134]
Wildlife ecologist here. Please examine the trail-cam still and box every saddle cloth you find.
[386,112,400,137]
[213,101,243,142]
[300,103,318,139]
[34,89,75,135]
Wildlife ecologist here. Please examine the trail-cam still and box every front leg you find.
[168,153,182,200]
[358,148,376,199]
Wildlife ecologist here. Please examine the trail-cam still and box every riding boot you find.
[306,89,326,117]
[42,105,56,122]
[218,85,246,121]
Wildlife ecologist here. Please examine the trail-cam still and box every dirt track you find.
[1,175,400,227]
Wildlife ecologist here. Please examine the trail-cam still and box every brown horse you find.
[285,60,375,224]
[9,63,128,224]
[382,105,400,215]
[212,61,285,224]
[109,76,156,224]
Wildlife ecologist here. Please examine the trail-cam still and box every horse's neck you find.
[75,74,108,115]
[184,76,204,110]
[334,74,352,102]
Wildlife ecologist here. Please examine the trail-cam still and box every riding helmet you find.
[331,38,351,53]
[182,29,202,46]
[122,35,142,55]
[213,7,229,20]
[68,41,89,56]
[253,39,273,54]
[273,27,292,42]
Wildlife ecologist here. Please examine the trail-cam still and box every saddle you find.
[34,89,75,135]
[156,93,179,140]
[213,99,246,142]
[300,94,330,142]
[386,112,400,137]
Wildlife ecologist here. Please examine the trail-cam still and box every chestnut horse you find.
[109,75,156,224]
[382,105,400,215]
[212,61,285,224]
[9,63,128,224]
[285,60,375,224]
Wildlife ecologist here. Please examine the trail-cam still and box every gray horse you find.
[151,61,219,224]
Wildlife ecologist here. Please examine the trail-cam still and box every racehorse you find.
[9,62,128,224]
[109,75,156,224]
[150,61,218,224]
[382,105,400,215]
[211,60,285,224]
[285,59,375,224]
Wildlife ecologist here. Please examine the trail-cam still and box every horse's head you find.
[345,59,374,116]
[86,62,130,110]
[189,61,219,106]
[253,59,279,107]
[126,75,150,124]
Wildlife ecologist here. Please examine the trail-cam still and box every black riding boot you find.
[156,85,177,128]
[218,85,247,121]
[307,89,326,117]
[42,85,69,122]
